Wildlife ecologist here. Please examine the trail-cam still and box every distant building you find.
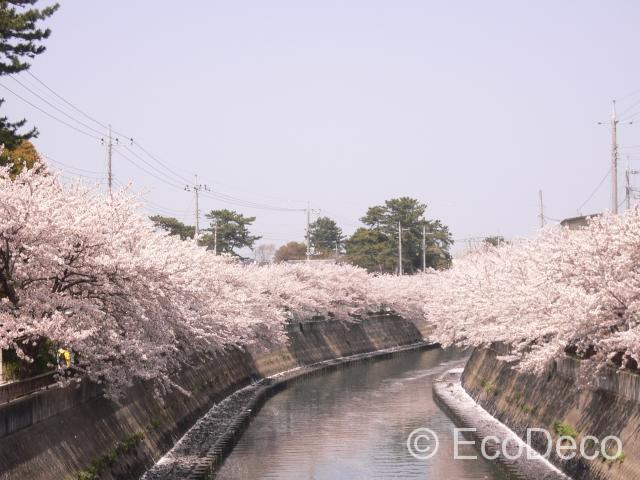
[560,213,601,230]
[283,258,338,264]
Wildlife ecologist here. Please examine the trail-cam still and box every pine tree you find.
[0,1,59,149]
[309,216,344,256]
[201,209,262,256]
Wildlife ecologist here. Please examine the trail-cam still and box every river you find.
[216,347,508,479]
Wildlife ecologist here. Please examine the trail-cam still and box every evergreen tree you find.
[201,209,261,256]
[346,197,453,274]
[309,216,344,256]
[149,215,195,240]
[0,1,59,150]
[484,235,506,247]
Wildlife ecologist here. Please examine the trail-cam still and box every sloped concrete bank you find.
[460,348,640,480]
[0,314,424,480]
[145,341,436,480]
[433,368,569,480]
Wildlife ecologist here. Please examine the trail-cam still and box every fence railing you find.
[0,371,57,404]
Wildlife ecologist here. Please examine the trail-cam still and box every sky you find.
[4,1,640,254]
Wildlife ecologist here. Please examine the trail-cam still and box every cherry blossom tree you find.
[413,211,640,377]
[0,163,390,393]
[0,164,286,393]
[7,159,640,395]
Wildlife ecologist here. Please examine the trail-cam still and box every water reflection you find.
[217,348,507,479]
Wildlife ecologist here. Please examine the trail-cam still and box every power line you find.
[0,82,101,139]
[114,149,185,190]
[24,70,109,130]
[41,153,104,176]
[130,142,191,184]
[200,189,307,212]
[618,97,640,119]
[123,144,190,186]
[11,72,316,214]
[617,88,640,103]
[117,146,307,212]
[144,201,192,215]
[9,75,106,137]
[576,167,611,214]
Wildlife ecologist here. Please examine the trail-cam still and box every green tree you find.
[274,241,307,262]
[346,197,453,274]
[149,215,195,240]
[0,1,59,150]
[484,235,506,247]
[309,216,344,256]
[345,229,394,273]
[201,209,261,256]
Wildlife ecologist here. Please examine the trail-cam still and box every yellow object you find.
[57,348,71,368]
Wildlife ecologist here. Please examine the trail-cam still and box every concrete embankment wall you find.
[462,348,640,480]
[0,314,423,480]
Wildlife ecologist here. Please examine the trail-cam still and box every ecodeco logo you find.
[406,427,623,462]
[406,428,440,460]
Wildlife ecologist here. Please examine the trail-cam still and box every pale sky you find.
[4,1,640,252]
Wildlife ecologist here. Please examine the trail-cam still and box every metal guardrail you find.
[0,371,57,404]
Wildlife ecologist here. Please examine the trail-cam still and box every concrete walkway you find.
[433,368,570,480]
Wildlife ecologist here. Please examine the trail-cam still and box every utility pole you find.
[422,223,426,273]
[303,203,321,261]
[625,159,639,211]
[214,221,218,254]
[611,100,619,214]
[107,124,113,192]
[398,222,403,276]
[194,174,200,237]
[101,124,119,194]
[626,166,631,211]
[302,203,322,261]
[306,202,311,261]
[185,175,209,240]
[599,100,633,213]
[100,124,132,195]
[538,190,545,228]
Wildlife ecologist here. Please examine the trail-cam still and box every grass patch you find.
[480,378,495,394]
[74,431,144,480]
[553,421,578,439]
[606,451,626,464]
[520,404,533,414]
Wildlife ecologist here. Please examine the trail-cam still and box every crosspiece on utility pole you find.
[599,100,633,214]
[184,174,209,240]
[100,124,133,194]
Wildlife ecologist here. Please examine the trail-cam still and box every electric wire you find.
[8,72,325,218]
[41,153,105,176]
[576,168,611,213]
[0,82,101,139]
[9,75,107,137]
[19,74,308,211]
[24,70,109,130]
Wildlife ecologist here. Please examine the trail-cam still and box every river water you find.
[216,348,508,479]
